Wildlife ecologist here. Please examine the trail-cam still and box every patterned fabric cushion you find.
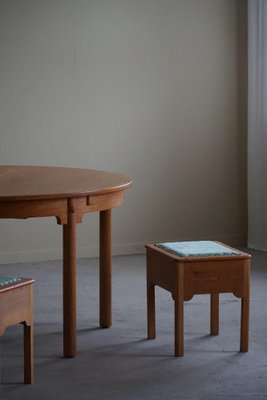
[155,241,240,258]
[0,276,22,287]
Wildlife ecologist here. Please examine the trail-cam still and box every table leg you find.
[63,199,77,357]
[99,209,112,328]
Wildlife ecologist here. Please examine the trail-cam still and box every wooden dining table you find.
[0,165,132,357]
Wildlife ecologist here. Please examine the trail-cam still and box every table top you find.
[0,165,132,202]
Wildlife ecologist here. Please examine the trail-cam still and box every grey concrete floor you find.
[0,250,267,399]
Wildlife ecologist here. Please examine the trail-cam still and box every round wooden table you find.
[0,165,132,357]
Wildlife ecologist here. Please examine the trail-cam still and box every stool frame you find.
[146,243,251,356]
[0,278,34,384]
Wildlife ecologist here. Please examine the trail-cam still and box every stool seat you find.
[146,241,251,356]
[155,240,240,257]
[0,275,22,287]
[0,277,34,384]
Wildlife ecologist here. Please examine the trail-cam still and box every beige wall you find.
[0,0,247,263]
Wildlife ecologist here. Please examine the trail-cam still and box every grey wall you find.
[0,0,247,263]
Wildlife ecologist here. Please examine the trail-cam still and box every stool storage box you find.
[0,276,34,383]
[146,241,251,356]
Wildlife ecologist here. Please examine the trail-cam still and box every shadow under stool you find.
[146,241,251,356]
[0,276,34,384]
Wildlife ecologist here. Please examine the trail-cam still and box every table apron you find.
[0,191,125,224]
[0,199,68,223]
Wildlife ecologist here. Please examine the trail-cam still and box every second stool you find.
[146,241,251,356]
[0,276,34,384]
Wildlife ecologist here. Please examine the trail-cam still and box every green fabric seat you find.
[155,240,240,258]
[0,276,22,287]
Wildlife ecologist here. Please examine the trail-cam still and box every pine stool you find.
[146,241,251,356]
[0,276,34,384]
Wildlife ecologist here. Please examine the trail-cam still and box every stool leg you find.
[210,293,219,335]
[24,323,33,384]
[174,294,184,357]
[240,296,249,352]
[174,264,184,357]
[240,260,250,352]
[147,283,156,339]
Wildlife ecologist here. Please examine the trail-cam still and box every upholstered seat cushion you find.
[0,276,22,287]
[155,240,240,258]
